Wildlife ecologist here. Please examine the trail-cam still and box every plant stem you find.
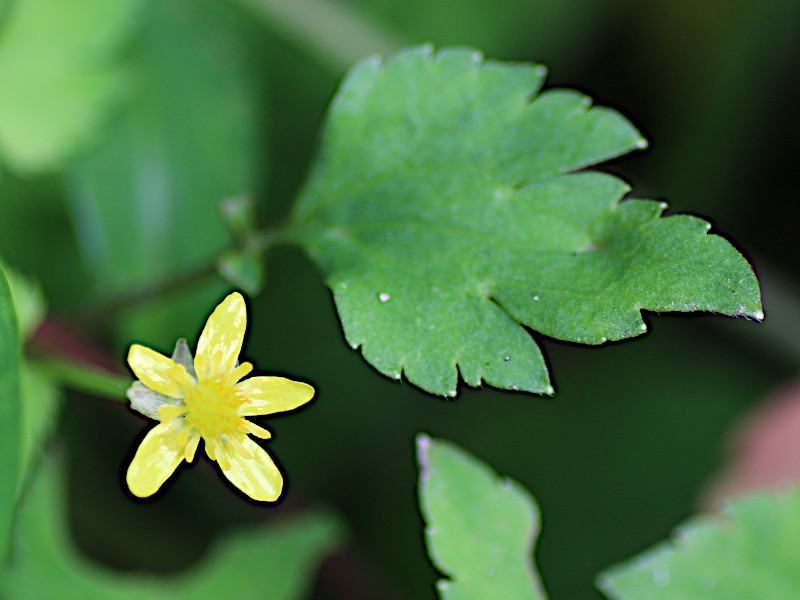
[35,357,130,402]
[229,0,403,72]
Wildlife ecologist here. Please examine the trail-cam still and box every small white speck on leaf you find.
[533,295,539,301]
[378,292,391,302]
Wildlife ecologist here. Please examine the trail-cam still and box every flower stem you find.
[34,357,130,402]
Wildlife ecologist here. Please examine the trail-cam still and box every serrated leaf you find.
[0,0,142,172]
[417,434,546,600]
[291,45,762,396]
[0,261,21,559]
[598,488,800,600]
[1,454,344,600]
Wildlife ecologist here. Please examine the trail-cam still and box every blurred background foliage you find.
[0,0,798,598]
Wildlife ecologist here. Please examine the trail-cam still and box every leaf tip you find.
[416,432,433,478]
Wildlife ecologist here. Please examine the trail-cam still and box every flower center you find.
[182,376,245,439]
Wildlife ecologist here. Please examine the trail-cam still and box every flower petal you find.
[128,344,188,398]
[218,436,283,501]
[126,420,186,497]
[236,377,315,416]
[195,292,247,381]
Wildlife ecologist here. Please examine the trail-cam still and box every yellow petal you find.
[184,431,201,463]
[218,436,283,502]
[128,345,190,398]
[227,361,253,385]
[243,420,272,439]
[126,420,186,498]
[236,377,315,416]
[195,292,247,381]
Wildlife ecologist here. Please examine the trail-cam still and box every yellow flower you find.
[125,291,314,501]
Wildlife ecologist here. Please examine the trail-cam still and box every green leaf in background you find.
[68,0,255,296]
[0,261,20,559]
[417,433,546,600]
[1,261,46,342]
[2,264,61,502]
[67,0,258,346]
[1,454,344,600]
[598,488,800,600]
[17,365,61,499]
[291,45,762,396]
[0,0,142,173]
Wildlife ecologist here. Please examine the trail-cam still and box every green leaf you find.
[417,434,546,600]
[1,262,46,341]
[0,261,21,560]
[1,454,344,600]
[291,45,762,396]
[68,0,255,294]
[17,365,61,498]
[598,488,800,600]
[0,0,142,172]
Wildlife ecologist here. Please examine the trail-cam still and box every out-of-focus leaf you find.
[1,455,344,600]
[0,261,20,559]
[68,0,256,295]
[417,433,546,600]
[291,45,762,396]
[17,364,61,497]
[598,488,800,600]
[1,262,46,341]
[0,0,142,172]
